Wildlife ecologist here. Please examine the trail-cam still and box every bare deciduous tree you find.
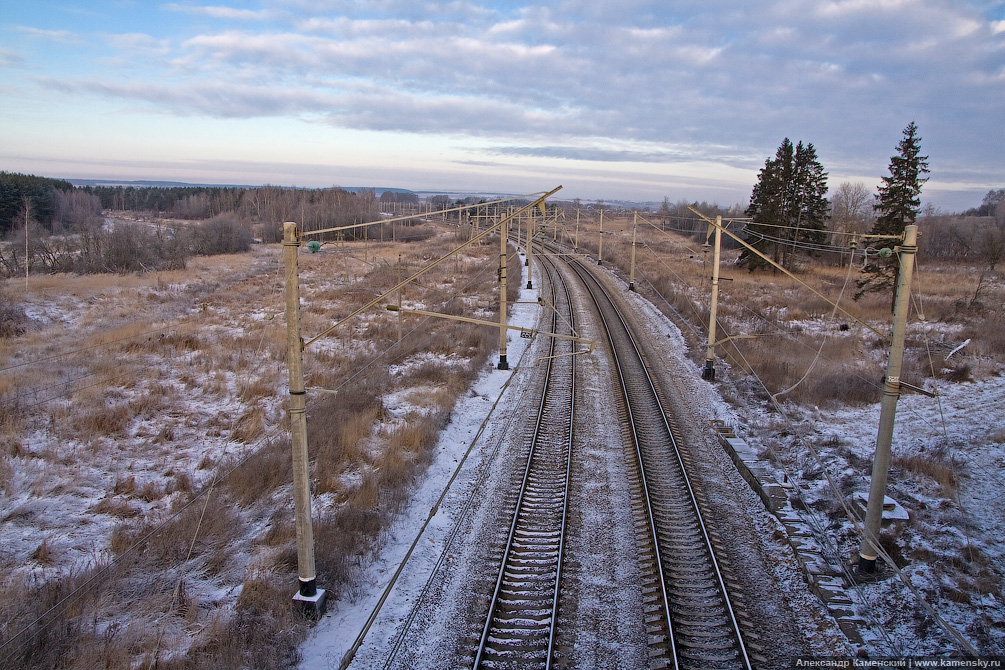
[829,181,873,234]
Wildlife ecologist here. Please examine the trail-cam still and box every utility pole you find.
[628,212,638,291]
[526,210,534,289]
[598,207,605,266]
[23,196,31,290]
[396,253,402,343]
[858,225,918,573]
[524,210,530,266]
[701,216,722,381]
[498,214,509,370]
[574,209,580,251]
[282,222,327,616]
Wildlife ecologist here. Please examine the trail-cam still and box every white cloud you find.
[15,26,82,44]
[104,33,172,55]
[161,3,279,21]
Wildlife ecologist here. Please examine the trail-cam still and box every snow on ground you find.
[3,254,283,583]
[780,376,1005,655]
[300,264,542,670]
[298,249,1005,665]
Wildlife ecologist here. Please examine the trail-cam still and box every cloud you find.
[37,77,342,118]
[10,0,1004,202]
[104,33,172,55]
[0,49,26,68]
[161,3,279,21]
[486,145,706,164]
[15,26,82,45]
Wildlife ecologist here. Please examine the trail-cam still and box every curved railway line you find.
[566,254,753,670]
[473,252,577,669]
[375,241,768,669]
[473,240,755,669]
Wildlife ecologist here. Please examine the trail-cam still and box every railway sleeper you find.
[491,613,552,628]
[674,623,740,640]
[511,532,563,544]
[663,564,718,577]
[497,589,555,602]
[679,644,741,660]
[667,584,724,600]
[502,560,558,573]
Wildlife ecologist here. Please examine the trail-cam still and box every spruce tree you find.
[742,139,829,271]
[855,122,929,301]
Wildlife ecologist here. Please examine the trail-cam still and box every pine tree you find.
[742,139,829,271]
[855,122,929,301]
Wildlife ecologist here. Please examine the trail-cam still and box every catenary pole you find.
[282,222,326,615]
[526,208,534,289]
[858,225,918,573]
[702,216,723,381]
[628,212,638,291]
[598,207,605,266]
[498,212,509,370]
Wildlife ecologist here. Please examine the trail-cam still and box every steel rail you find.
[568,258,751,670]
[474,250,576,669]
[546,255,575,670]
[567,258,675,666]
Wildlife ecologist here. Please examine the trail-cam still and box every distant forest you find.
[1,171,1003,277]
[0,172,433,275]
[0,171,407,240]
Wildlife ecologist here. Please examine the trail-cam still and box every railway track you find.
[473,251,578,669]
[567,258,753,670]
[382,242,758,669]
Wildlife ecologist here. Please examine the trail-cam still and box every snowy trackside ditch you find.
[300,263,542,670]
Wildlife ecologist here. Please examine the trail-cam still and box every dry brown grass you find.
[0,287,28,338]
[592,217,1003,407]
[71,402,132,439]
[231,406,266,444]
[31,539,55,565]
[0,392,25,461]
[93,496,141,519]
[0,222,509,668]
[891,451,959,493]
[237,378,273,402]
[223,437,292,508]
[725,332,881,406]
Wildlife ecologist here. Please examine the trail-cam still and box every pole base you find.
[525,258,529,266]
[701,361,715,381]
[857,555,877,575]
[526,281,533,289]
[293,581,327,620]
[498,354,509,370]
[628,283,635,292]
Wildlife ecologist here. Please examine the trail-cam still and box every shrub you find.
[0,287,28,337]
[394,224,436,243]
[100,222,188,273]
[192,213,254,256]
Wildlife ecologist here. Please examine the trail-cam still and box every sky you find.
[1,0,1003,211]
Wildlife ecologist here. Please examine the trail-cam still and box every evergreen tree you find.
[742,139,829,271]
[0,172,72,236]
[855,122,929,302]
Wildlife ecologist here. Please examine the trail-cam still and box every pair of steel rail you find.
[473,247,751,669]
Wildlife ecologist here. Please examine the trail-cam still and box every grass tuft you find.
[892,451,958,493]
